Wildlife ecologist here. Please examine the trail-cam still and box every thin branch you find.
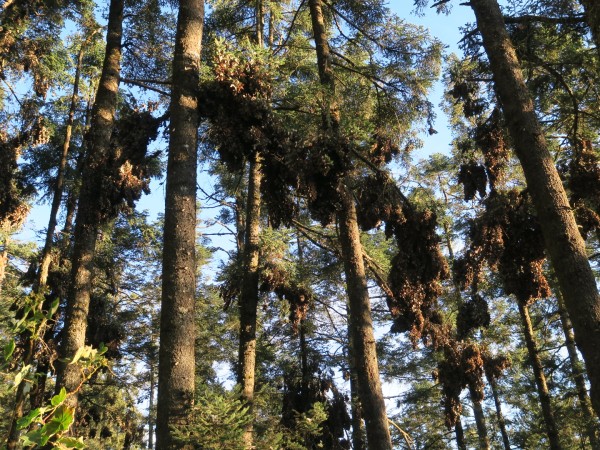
[119,77,170,96]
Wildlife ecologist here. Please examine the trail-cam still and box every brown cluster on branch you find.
[456,293,490,340]
[355,174,406,231]
[449,80,486,118]
[475,109,508,191]
[200,48,356,228]
[483,352,511,381]
[259,260,313,332]
[384,201,450,344]
[282,369,351,449]
[0,128,38,229]
[220,252,314,331]
[455,190,550,305]
[457,111,508,201]
[566,139,600,238]
[433,342,485,428]
[457,161,486,201]
[367,131,401,166]
[95,109,162,221]
[354,172,449,345]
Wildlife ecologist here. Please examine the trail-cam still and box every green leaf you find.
[69,346,91,365]
[55,436,86,449]
[13,364,31,387]
[3,339,15,361]
[16,408,40,430]
[21,429,44,446]
[98,342,108,355]
[51,387,67,406]
[47,298,60,319]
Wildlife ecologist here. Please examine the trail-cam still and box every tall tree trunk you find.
[556,290,600,449]
[53,0,123,413]
[307,0,391,447]
[338,189,392,450]
[148,360,155,449]
[348,334,366,450]
[468,384,490,450]
[518,302,562,450]
[470,0,600,417]
[237,5,265,444]
[237,152,262,448]
[156,0,204,448]
[484,370,511,450]
[454,419,467,450]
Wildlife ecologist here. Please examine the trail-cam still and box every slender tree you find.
[237,150,262,446]
[556,289,600,448]
[307,0,392,448]
[156,0,204,448]
[54,0,124,410]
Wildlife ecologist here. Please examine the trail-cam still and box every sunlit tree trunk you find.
[470,0,600,418]
[348,324,366,450]
[237,151,262,447]
[155,0,204,448]
[54,0,123,412]
[307,0,391,447]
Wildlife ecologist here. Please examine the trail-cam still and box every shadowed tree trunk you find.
[556,290,600,449]
[237,151,262,447]
[578,0,600,57]
[53,0,123,412]
[470,0,600,418]
[156,0,204,448]
[454,419,467,450]
[518,302,562,450]
[484,368,511,450]
[468,384,490,450]
[307,0,391,448]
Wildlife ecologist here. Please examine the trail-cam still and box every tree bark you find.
[470,0,600,418]
[156,0,203,448]
[337,189,392,450]
[307,0,391,448]
[54,0,123,411]
[348,335,366,450]
[468,384,490,450]
[454,419,467,450]
[237,152,262,448]
[518,303,562,450]
[484,370,511,450]
[556,290,600,449]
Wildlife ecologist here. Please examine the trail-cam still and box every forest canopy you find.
[1,0,600,449]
